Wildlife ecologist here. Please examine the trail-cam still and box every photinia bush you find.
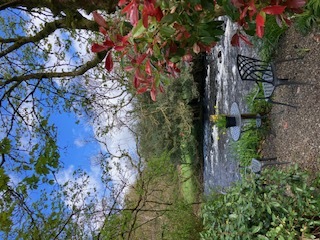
[225,0,306,42]
[91,0,306,100]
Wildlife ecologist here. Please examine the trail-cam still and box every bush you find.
[295,0,320,34]
[201,166,320,240]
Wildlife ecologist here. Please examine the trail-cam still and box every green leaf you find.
[201,0,215,10]
[266,205,272,214]
[200,36,217,45]
[0,138,11,154]
[229,213,238,219]
[169,56,180,63]
[0,168,10,190]
[24,175,39,189]
[160,13,179,24]
[153,43,162,59]
[22,165,32,170]
[159,25,176,38]
[252,224,262,234]
[49,179,55,185]
[271,201,281,207]
[132,20,146,38]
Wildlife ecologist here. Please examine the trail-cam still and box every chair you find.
[248,157,289,174]
[237,54,305,108]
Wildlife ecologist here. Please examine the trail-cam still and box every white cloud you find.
[27,8,139,199]
[56,164,102,207]
[74,138,86,148]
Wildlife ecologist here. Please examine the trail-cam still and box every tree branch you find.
[0,11,99,58]
[0,0,22,11]
[1,51,107,87]
[0,19,63,58]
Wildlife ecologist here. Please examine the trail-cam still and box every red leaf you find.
[117,34,130,44]
[248,0,257,15]
[195,4,203,11]
[105,51,113,71]
[91,43,108,53]
[159,85,165,93]
[114,45,126,51]
[182,53,193,62]
[121,1,132,13]
[124,65,134,71]
[256,12,265,27]
[142,1,163,28]
[136,53,147,65]
[231,33,240,47]
[103,39,115,47]
[284,0,306,9]
[239,6,249,21]
[256,24,264,38]
[99,27,107,35]
[239,34,253,46]
[133,76,140,88]
[256,12,265,38]
[231,0,244,8]
[262,5,286,15]
[122,1,139,26]
[155,7,163,22]
[92,11,108,28]
[137,86,148,94]
[150,88,157,101]
[135,69,144,81]
[145,59,152,75]
[118,0,128,7]
[184,31,191,39]
[142,9,149,28]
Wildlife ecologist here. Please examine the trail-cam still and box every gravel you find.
[261,27,320,173]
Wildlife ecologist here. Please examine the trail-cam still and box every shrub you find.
[201,166,320,239]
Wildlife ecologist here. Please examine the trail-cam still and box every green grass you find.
[180,143,197,203]
[231,86,272,166]
[294,0,320,34]
[179,123,203,204]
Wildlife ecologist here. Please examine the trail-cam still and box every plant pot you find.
[225,116,237,128]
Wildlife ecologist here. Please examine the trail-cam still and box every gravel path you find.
[261,27,320,173]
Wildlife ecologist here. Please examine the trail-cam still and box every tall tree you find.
[0,1,137,238]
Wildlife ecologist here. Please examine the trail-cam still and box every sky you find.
[50,111,100,171]
[0,6,138,220]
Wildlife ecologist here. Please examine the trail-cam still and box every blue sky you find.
[1,7,139,212]
[6,8,100,171]
[51,112,100,169]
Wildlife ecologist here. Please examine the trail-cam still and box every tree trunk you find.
[0,0,118,14]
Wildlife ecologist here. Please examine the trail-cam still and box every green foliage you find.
[165,200,202,240]
[99,211,134,240]
[0,138,11,155]
[134,64,200,162]
[232,87,272,166]
[216,0,239,21]
[295,0,320,34]
[201,166,320,240]
[120,152,202,240]
[92,1,224,99]
[253,16,288,61]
